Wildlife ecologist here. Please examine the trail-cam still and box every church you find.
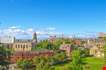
[0,32,37,52]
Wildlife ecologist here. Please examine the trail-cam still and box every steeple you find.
[32,32,37,43]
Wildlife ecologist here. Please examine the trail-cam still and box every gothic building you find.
[12,32,37,52]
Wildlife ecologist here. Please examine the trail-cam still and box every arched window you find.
[26,45,28,48]
[21,45,23,48]
[18,45,20,48]
[23,45,25,48]
[16,44,17,48]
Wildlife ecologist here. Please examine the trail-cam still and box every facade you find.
[0,35,15,44]
[85,39,105,57]
[10,50,54,63]
[89,46,104,57]
[48,35,56,43]
[0,35,15,50]
[12,39,33,51]
[60,43,71,57]
[74,39,81,46]
[10,32,37,52]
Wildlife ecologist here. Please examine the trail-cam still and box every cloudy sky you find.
[0,0,105,39]
[0,26,60,39]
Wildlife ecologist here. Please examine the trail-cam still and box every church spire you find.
[32,32,37,43]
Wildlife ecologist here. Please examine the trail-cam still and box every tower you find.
[32,32,37,46]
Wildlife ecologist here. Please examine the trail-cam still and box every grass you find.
[54,57,104,70]
[83,57,104,70]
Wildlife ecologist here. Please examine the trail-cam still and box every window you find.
[16,44,17,48]
[18,45,20,48]
[21,45,23,48]
[23,45,25,48]
[26,45,28,48]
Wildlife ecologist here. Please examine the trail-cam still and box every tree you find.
[102,36,106,65]
[104,45,106,64]
[69,50,83,70]
[33,56,54,70]
[52,51,67,64]
[0,44,11,70]
[80,48,89,57]
[32,40,50,50]
[17,59,33,70]
[32,38,72,51]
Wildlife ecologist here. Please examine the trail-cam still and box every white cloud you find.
[0,26,60,39]
[9,26,16,29]
[36,31,47,35]
[27,28,33,32]
[1,26,25,36]
[35,27,57,35]
[46,27,56,31]
[26,28,34,34]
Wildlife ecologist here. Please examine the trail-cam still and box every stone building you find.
[0,35,15,44]
[60,43,71,57]
[48,35,56,43]
[12,39,33,51]
[85,38,105,57]
[0,32,37,52]
[89,45,104,57]
[12,32,37,52]
[0,35,15,49]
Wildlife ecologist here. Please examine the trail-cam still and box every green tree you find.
[0,44,11,70]
[17,59,33,70]
[32,38,72,51]
[102,36,106,65]
[33,56,54,70]
[104,45,106,64]
[32,40,50,50]
[53,51,67,64]
[80,48,89,57]
[69,50,83,70]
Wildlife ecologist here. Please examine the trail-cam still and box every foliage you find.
[0,43,11,69]
[54,57,104,70]
[33,56,54,70]
[103,36,106,65]
[17,59,33,70]
[52,51,67,64]
[33,40,49,50]
[83,57,104,70]
[32,38,72,51]
[103,45,106,64]
[18,53,67,70]
[32,40,57,50]
[80,48,89,57]
[69,50,83,70]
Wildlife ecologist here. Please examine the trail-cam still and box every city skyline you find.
[0,0,105,38]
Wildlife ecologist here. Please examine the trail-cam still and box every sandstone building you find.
[0,32,37,52]
[12,32,37,52]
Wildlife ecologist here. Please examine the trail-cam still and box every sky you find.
[0,0,105,39]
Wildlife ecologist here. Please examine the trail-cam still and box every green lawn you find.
[54,57,104,70]
[83,57,104,70]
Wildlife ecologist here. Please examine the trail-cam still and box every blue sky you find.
[0,0,105,38]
